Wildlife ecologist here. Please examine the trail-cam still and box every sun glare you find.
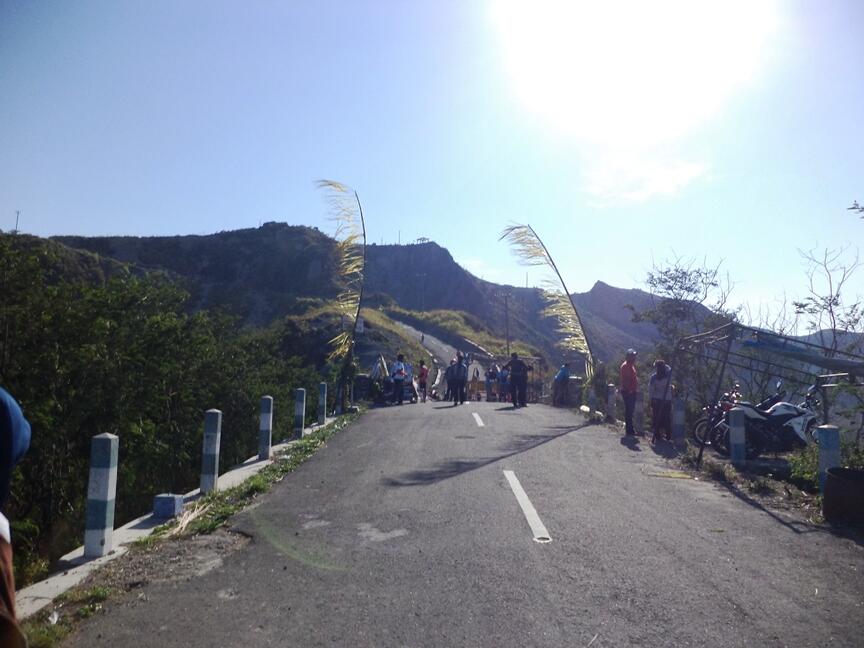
[491,0,780,148]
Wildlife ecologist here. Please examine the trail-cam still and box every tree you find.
[629,255,735,403]
[792,246,862,355]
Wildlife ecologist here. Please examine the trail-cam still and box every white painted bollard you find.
[634,390,644,435]
[200,409,222,494]
[84,433,119,559]
[294,388,306,438]
[606,384,617,421]
[318,382,327,426]
[729,407,747,469]
[672,397,686,446]
[259,396,273,460]
[817,425,841,492]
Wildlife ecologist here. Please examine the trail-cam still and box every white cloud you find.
[583,151,709,205]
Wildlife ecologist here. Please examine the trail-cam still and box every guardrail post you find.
[200,409,222,494]
[672,397,686,446]
[318,383,327,426]
[294,388,306,438]
[817,425,841,491]
[634,390,644,435]
[729,407,746,469]
[84,433,119,559]
[606,384,617,421]
[259,396,273,460]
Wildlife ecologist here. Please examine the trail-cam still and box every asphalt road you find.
[67,403,864,647]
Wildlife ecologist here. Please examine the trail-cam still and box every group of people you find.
[388,354,429,405]
[619,348,674,444]
[440,352,533,408]
[387,350,535,409]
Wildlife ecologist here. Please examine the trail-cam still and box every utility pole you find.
[504,292,511,356]
[14,210,20,234]
[416,272,427,312]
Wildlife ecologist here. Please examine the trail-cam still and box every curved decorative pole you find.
[318,180,367,411]
[499,223,596,377]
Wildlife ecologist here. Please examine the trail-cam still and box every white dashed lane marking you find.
[472,412,485,427]
[503,470,552,543]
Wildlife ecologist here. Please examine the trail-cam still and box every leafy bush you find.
[789,440,864,492]
[0,236,333,585]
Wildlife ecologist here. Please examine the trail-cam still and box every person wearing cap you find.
[452,352,469,405]
[649,359,674,443]
[391,353,407,405]
[503,352,532,408]
[0,387,32,647]
[620,349,639,436]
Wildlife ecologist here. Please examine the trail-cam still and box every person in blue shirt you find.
[552,362,571,406]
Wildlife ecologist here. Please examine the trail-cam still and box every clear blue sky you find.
[1,1,862,322]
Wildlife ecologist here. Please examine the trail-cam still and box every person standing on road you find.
[620,349,639,437]
[453,352,469,405]
[552,362,571,406]
[498,365,509,402]
[417,360,429,403]
[649,359,673,443]
[485,365,497,402]
[503,352,531,408]
[444,359,456,401]
[391,354,407,405]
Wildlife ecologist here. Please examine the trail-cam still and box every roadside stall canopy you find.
[677,322,864,419]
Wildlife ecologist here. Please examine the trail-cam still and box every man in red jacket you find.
[619,349,639,437]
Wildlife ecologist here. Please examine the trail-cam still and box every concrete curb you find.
[17,417,338,619]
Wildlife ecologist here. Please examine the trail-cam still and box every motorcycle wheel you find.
[691,417,710,445]
[713,428,730,456]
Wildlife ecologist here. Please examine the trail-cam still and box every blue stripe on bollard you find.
[88,442,118,470]
[85,498,115,530]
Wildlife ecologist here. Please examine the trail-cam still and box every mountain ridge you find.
[50,223,662,362]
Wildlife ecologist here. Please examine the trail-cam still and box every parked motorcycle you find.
[691,382,786,446]
[712,384,821,458]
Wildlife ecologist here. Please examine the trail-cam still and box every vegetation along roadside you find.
[20,409,362,648]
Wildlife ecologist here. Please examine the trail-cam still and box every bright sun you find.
[491,0,780,148]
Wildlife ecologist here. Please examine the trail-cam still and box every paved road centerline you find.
[472,412,485,427]
[503,470,552,543]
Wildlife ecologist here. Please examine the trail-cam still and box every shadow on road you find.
[619,436,642,452]
[383,422,591,486]
[648,440,679,458]
[717,482,864,545]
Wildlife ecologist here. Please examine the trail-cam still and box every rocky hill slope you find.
[51,223,662,362]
